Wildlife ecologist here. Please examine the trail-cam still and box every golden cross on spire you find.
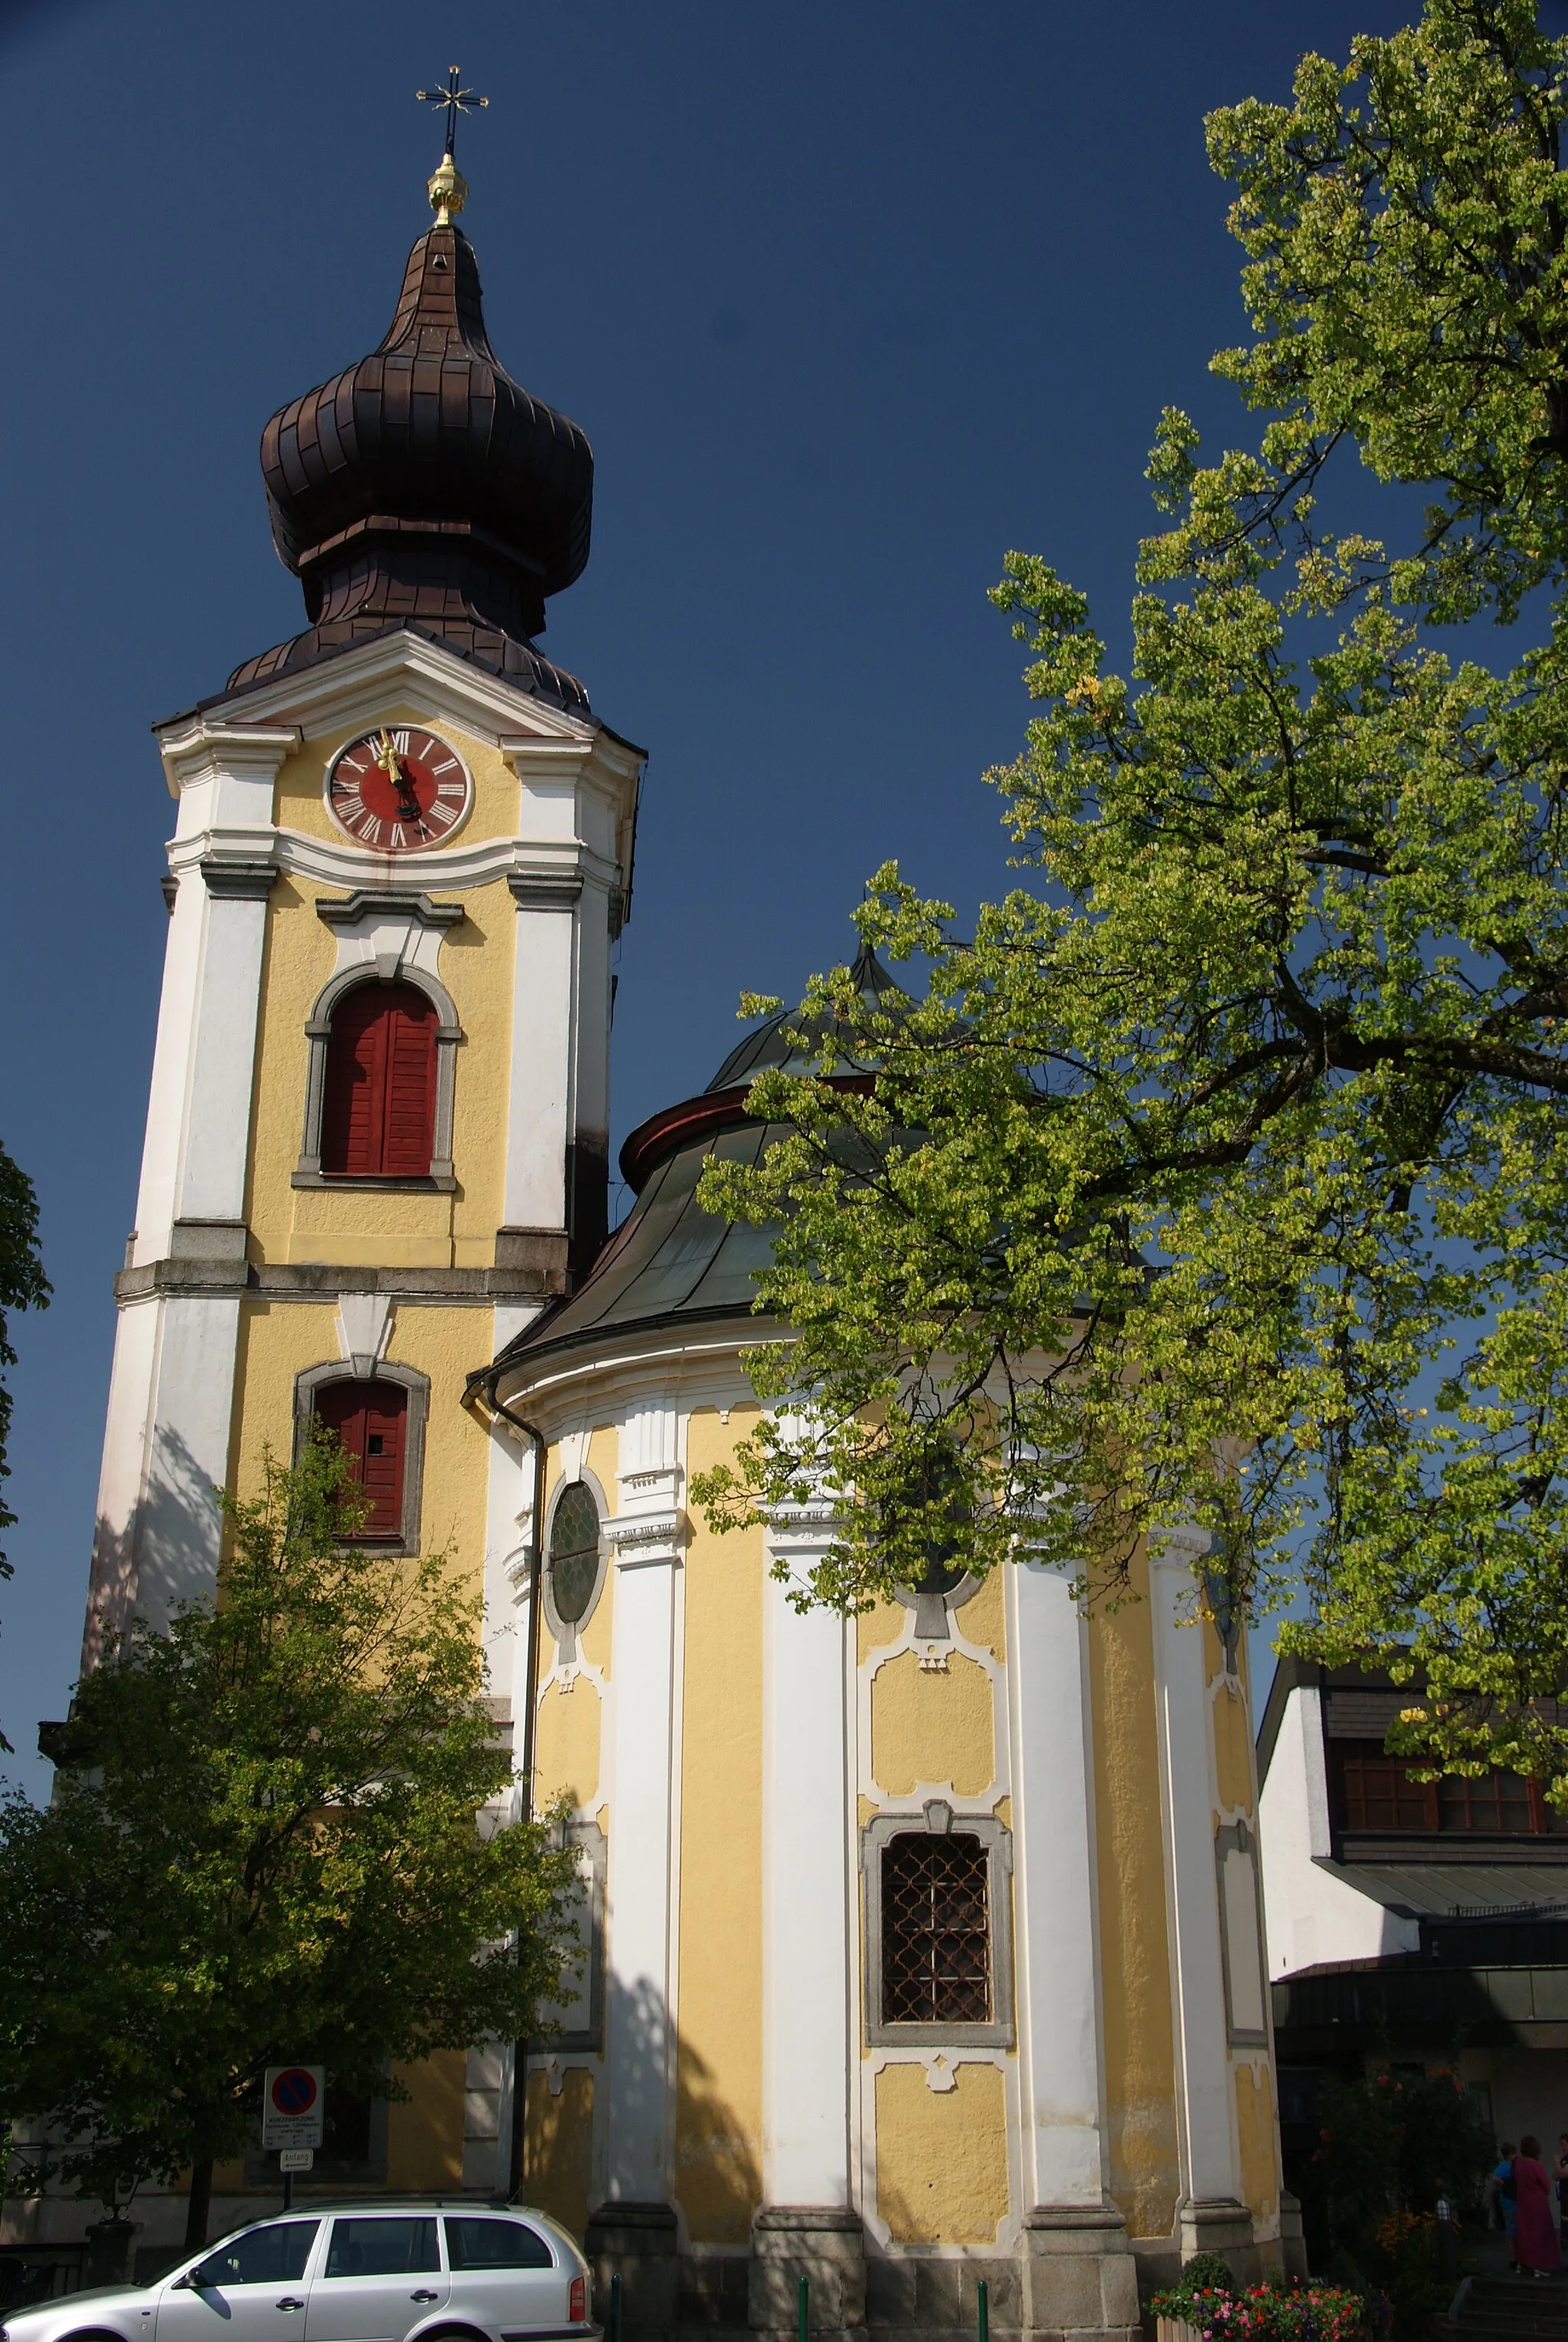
[416,66,488,161]
[416,66,489,224]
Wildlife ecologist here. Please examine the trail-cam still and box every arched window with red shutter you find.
[320,981,437,1178]
[313,1378,410,1540]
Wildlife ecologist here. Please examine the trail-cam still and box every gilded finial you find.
[416,66,488,220]
[427,152,468,225]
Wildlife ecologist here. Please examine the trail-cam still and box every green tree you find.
[0,1432,575,2244]
[1305,2065,1494,2242]
[0,1138,49,1754]
[692,0,1568,1794]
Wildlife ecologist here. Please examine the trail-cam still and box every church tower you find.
[88,142,640,1693]
[82,139,642,2213]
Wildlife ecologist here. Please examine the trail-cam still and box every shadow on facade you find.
[534,1976,760,2334]
[83,1425,223,1669]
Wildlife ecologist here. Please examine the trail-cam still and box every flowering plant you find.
[1148,2283,1369,2342]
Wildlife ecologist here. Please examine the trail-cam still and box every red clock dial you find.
[325,727,472,851]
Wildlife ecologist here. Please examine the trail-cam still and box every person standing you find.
[1514,2137,1561,2275]
[1494,2141,1520,2266]
[1554,2135,1568,2247]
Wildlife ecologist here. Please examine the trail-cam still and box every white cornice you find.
[158,720,302,801]
[165,629,642,763]
[165,825,622,897]
[492,1323,786,1439]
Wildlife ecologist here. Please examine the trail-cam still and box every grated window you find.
[881,1831,990,2024]
[549,1481,602,1625]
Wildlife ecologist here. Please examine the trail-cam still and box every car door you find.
[442,2217,567,2335]
[154,2220,323,2342]
[303,2217,448,2342]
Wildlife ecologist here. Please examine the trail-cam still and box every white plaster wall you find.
[1257,1686,1416,1978]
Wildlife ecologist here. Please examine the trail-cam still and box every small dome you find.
[704,942,908,1091]
[231,214,593,701]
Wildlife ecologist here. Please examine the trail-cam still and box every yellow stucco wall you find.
[870,1649,995,1798]
[1213,1672,1256,1818]
[534,1677,603,1811]
[229,1298,493,1595]
[874,2062,1009,2244]
[525,2069,596,2239]
[387,2052,465,2188]
[245,869,516,1272]
[1089,1552,1181,2242]
[1236,2063,1279,2229]
[857,1594,905,1664]
[673,1406,765,2244]
[952,1569,1005,1660]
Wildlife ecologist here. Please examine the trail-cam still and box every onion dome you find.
[228,171,593,710]
[473,946,907,1387]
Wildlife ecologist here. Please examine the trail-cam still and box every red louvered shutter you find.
[315,1378,408,1540]
[381,989,437,1174]
[321,982,436,1176]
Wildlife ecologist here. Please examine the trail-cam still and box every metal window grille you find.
[881,1831,990,2024]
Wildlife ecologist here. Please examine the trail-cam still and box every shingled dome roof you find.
[228,211,593,709]
[478,946,908,1386]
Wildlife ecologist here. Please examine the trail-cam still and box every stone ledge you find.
[116,1259,564,1306]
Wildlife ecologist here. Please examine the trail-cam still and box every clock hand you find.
[374,732,427,828]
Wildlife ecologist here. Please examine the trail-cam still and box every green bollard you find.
[978,2278,990,2342]
[609,2271,622,2342]
[798,2271,809,2342]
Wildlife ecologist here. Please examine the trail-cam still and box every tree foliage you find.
[0,1137,48,1751]
[692,0,1568,1792]
[0,1432,575,2223]
[1305,2066,1495,2236]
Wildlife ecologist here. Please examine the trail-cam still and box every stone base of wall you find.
[590,2196,1168,2342]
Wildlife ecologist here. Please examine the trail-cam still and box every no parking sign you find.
[262,2065,325,2151]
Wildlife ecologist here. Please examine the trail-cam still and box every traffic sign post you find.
[263,2067,325,2208]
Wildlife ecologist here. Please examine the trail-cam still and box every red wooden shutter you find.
[315,1378,408,1539]
[321,982,436,1177]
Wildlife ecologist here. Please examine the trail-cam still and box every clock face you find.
[324,727,473,851]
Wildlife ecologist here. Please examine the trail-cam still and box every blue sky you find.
[0,0,1419,1796]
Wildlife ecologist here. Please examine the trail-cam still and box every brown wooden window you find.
[321,982,437,1178]
[881,1831,991,2024]
[315,1379,408,1540]
[1331,1738,1564,1834]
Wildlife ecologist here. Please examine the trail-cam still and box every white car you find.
[0,2205,594,2342]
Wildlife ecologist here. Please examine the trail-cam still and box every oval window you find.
[549,1481,602,1627]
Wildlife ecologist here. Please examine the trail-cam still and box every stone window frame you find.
[294,1360,431,1558]
[893,1568,979,1642]
[538,1818,607,2053]
[541,1467,610,1664]
[294,953,462,1191]
[861,1798,1015,2049]
[1214,1816,1269,2049]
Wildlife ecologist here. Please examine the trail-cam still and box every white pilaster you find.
[86,1292,243,1646]
[1148,1534,1242,2208]
[761,1508,853,2208]
[502,884,577,1232]
[175,880,273,1226]
[601,1397,684,2204]
[133,719,298,1266]
[1009,1559,1106,2208]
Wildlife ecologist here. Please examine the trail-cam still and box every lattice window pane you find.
[881,1831,990,2024]
[550,1481,602,1624]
